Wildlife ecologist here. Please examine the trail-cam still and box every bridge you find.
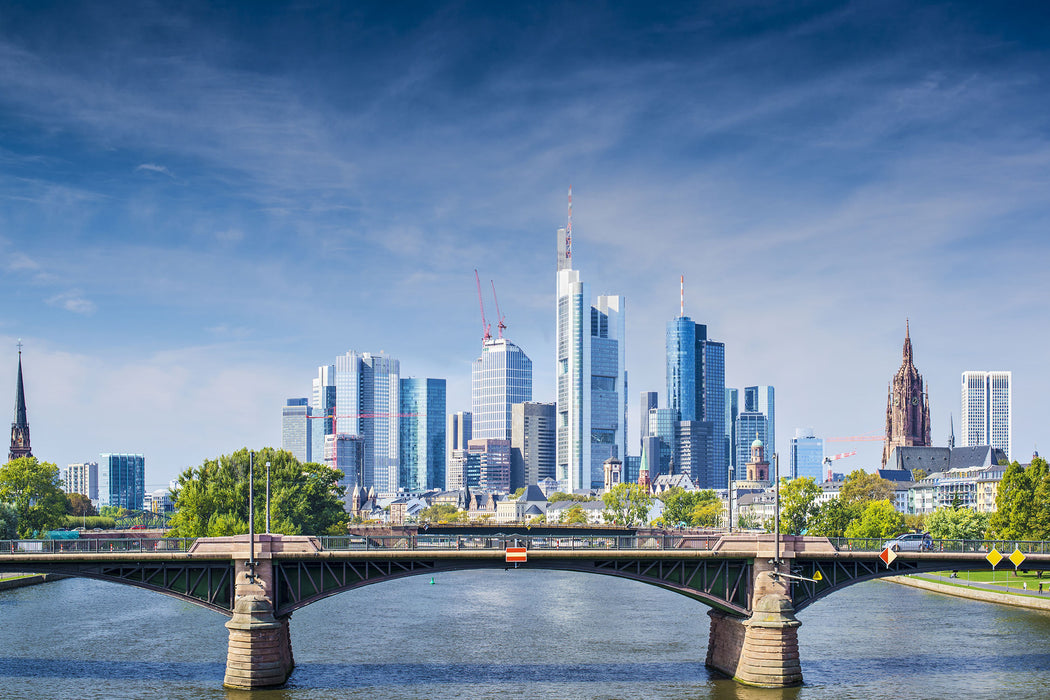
[3,530,1049,689]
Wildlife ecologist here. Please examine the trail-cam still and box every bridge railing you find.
[829,537,1050,554]
[316,534,723,551]
[1,538,197,554]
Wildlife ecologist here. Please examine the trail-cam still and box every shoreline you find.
[886,575,1050,613]
[0,574,66,591]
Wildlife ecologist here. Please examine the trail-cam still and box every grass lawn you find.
[928,568,1050,592]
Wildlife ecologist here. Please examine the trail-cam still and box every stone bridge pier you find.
[705,537,804,687]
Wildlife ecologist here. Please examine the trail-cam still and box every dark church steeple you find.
[9,342,32,462]
[881,322,931,467]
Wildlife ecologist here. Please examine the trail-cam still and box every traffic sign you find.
[506,547,527,563]
[879,547,897,567]
[1009,548,1027,569]
[986,548,1003,569]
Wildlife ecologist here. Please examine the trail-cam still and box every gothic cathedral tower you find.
[881,322,931,467]
[9,344,32,463]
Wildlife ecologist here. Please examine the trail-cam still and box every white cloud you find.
[135,163,175,178]
[46,290,96,314]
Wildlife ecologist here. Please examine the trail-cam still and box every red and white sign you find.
[505,547,527,563]
[879,547,897,567]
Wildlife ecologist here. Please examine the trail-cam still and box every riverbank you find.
[0,573,66,592]
[887,574,1050,613]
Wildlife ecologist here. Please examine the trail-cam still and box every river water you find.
[1,570,1049,699]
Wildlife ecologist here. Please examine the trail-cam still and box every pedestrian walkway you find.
[918,573,1050,597]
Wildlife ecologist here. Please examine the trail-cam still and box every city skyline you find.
[2,3,1048,484]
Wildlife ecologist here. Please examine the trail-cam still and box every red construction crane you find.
[490,279,507,339]
[822,451,857,480]
[474,269,491,345]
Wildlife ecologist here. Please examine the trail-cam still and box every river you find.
[1,570,1049,699]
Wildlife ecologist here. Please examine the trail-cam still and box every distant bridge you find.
[2,531,1048,689]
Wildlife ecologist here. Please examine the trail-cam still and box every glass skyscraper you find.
[744,386,775,459]
[961,371,1012,459]
[282,398,315,464]
[471,339,532,441]
[790,428,824,481]
[399,377,447,491]
[648,407,677,477]
[725,388,739,474]
[556,221,626,491]
[99,453,145,510]
[335,351,400,493]
[735,412,768,479]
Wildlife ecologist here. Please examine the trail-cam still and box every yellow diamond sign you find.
[1009,548,1027,569]
[986,548,1003,569]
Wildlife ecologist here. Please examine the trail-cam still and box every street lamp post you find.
[248,451,256,581]
[773,452,781,570]
[727,466,734,533]
[265,461,271,534]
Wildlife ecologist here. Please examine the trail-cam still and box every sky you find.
[1,1,1049,487]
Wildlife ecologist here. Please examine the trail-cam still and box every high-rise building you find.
[676,420,715,486]
[468,438,511,493]
[639,391,658,454]
[725,388,739,475]
[311,364,337,438]
[9,346,31,462]
[65,462,98,500]
[666,310,726,488]
[324,434,365,499]
[471,338,532,441]
[555,198,626,491]
[335,351,400,493]
[447,449,480,491]
[790,428,823,481]
[99,453,145,511]
[735,411,768,477]
[399,378,446,491]
[511,401,556,489]
[282,398,315,464]
[744,386,775,458]
[647,407,676,477]
[961,371,1012,459]
[448,411,472,452]
[882,322,931,467]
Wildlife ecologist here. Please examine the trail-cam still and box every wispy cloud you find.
[135,162,176,178]
[46,290,96,314]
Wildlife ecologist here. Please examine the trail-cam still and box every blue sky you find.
[1,1,1048,486]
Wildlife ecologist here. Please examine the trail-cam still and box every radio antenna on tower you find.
[566,185,573,262]
[680,275,685,317]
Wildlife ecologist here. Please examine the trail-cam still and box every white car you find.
[883,532,933,552]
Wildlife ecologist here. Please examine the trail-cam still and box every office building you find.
[447,449,480,491]
[324,433,366,496]
[311,365,337,436]
[555,204,626,491]
[471,338,532,440]
[743,386,775,459]
[511,401,556,489]
[399,377,446,491]
[790,428,824,481]
[647,407,676,477]
[282,398,316,464]
[676,421,715,487]
[961,371,1012,459]
[64,462,98,501]
[99,453,145,511]
[335,351,400,493]
[640,391,658,455]
[468,438,511,493]
[735,411,768,478]
[725,388,739,475]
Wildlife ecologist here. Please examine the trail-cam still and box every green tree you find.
[0,457,68,537]
[807,499,856,538]
[661,487,718,527]
[419,503,462,524]
[561,505,588,524]
[0,502,18,539]
[65,492,97,517]
[990,459,1047,539]
[167,447,347,537]
[911,468,928,482]
[602,483,654,526]
[737,510,762,530]
[776,477,821,535]
[844,499,904,539]
[99,505,129,518]
[548,491,596,503]
[925,507,989,540]
[839,470,894,507]
[691,499,724,528]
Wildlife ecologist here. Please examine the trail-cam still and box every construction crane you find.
[474,269,492,345]
[822,451,857,481]
[490,279,507,339]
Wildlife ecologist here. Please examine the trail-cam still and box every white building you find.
[555,211,626,492]
[64,462,98,501]
[961,371,1012,459]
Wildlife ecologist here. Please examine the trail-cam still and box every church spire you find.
[10,341,32,462]
[902,319,913,365]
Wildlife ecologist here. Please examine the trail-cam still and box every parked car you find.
[883,532,933,552]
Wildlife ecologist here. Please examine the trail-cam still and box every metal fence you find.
[828,537,1050,554]
[1,538,197,554]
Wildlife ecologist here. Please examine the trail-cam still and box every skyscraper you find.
[511,401,556,489]
[882,322,931,467]
[65,462,98,501]
[468,438,511,493]
[282,398,315,464]
[735,410,768,478]
[555,194,626,491]
[311,364,337,437]
[961,371,1012,459]
[9,345,31,462]
[99,453,145,510]
[471,338,532,440]
[335,351,400,493]
[399,377,446,491]
[639,391,658,454]
[743,386,775,458]
[725,388,739,475]
[647,407,676,477]
[790,428,824,481]
[324,434,365,497]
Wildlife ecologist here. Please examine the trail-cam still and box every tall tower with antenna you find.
[10,341,32,462]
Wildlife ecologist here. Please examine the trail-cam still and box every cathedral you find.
[9,344,32,462]
[881,322,931,467]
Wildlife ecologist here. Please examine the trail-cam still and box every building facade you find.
[555,221,626,491]
[743,386,775,458]
[335,351,400,493]
[639,391,658,455]
[735,411,768,479]
[471,338,532,441]
[725,388,739,477]
[961,371,1012,459]
[64,462,99,501]
[511,401,556,490]
[324,434,366,497]
[99,453,145,511]
[281,398,315,464]
[399,378,446,491]
[882,322,932,467]
[790,428,823,481]
[468,438,511,493]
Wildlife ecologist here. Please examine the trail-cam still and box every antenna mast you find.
[566,185,573,262]
[490,280,507,339]
[474,269,491,345]
[680,275,685,317]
